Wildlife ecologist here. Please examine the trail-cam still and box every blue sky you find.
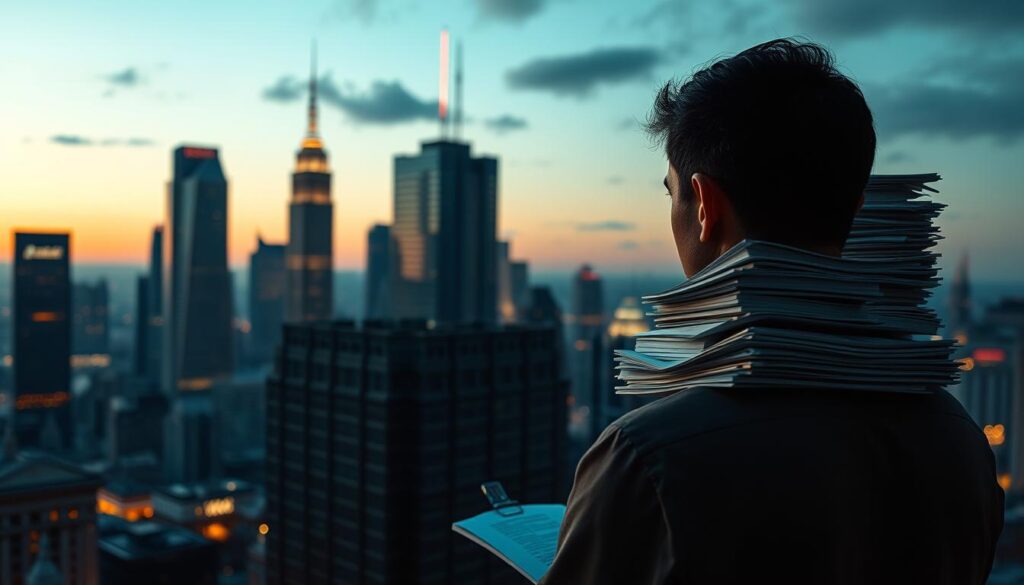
[1,0,1022,281]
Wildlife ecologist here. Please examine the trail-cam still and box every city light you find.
[984,424,1006,447]
[258,523,270,536]
[974,348,1007,365]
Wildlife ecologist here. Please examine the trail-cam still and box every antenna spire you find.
[454,41,464,140]
[439,28,450,139]
[307,40,319,137]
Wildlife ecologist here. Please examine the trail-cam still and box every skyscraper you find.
[948,253,972,340]
[163,146,232,483]
[72,279,109,363]
[249,236,286,364]
[286,48,334,323]
[265,320,566,585]
[568,264,604,449]
[391,140,498,324]
[12,232,72,450]
[596,296,654,433]
[134,227,164,386]
[364,224,395,320]
[164,146,233,393]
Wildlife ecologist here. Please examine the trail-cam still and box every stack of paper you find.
[615,174,958,395]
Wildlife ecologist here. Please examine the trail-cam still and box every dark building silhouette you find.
[0,448,102,584]
[98,515,218,585]
[948,253,972,339]
[524,286,562,328]
[364,224,395,320]
[72,279,109,362]
[164,146,233,393]
[391,140,498,324]
[497,242,530,324]
[163,145,232,483]
[568,264,604,444]
[134,226,163,387]
[249,237,286,364]
[133,226,163,386]
[596,297,654,434]
[12,232,72,450]
[286,49,334,323]
[265,320,566,585]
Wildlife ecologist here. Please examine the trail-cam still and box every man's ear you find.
[691,173,725,243]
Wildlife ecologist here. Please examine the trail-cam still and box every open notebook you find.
[452,482,566,583]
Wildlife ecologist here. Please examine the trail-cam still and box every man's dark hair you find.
[647,38,876,249]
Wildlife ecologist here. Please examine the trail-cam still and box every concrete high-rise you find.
[249,236,286,364]
[12,232,72,450]
[265,320,566,585]
[364,224,395,320]
[568,264,605,449]
[391,140,498,324]
[286,48,334,323]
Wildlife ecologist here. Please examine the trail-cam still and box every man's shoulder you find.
[609,386,978,459]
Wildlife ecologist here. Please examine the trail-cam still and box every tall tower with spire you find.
[286,43,334,322]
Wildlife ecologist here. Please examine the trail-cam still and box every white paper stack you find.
[615,174,958,396]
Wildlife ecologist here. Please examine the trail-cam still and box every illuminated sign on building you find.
[202,497,234,518]
[22,244,65,261]
[182,147,216,159]
[974,348,1007,365]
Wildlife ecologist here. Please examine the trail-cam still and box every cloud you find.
[51,135,92,146]
[476,0,544,22]
[506,47,662,97]
[881,151,914,164]
[261,74,438,124]
[50,135,154,148]
[319,77,437,124]
[618,240,640,250]
[577,220,636,232]
[105,67,141,87]
[262,76,304,102]
[485,114,528,134]
[784,0,1024,37]
[867,55,1024,143]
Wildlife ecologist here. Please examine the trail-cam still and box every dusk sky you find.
[1,0,1022,281]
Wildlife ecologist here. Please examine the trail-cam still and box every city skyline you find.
[2,0,1022,282]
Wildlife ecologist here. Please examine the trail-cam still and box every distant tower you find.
[286,43,334,323]
[949,252,972,340]
[569,264,605,446]
[249,236,287,364]
[364,224,395,320]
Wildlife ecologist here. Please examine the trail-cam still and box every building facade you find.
[391,140,498,324]
[265,321,566,585]
[12,232,72,450]
[249,237,287,365]
[286,53,334,323]
[0,450,102,585]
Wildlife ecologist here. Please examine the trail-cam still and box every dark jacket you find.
[541,387,1004,585]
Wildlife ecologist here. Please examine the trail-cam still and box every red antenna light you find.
[439,29,450,124]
